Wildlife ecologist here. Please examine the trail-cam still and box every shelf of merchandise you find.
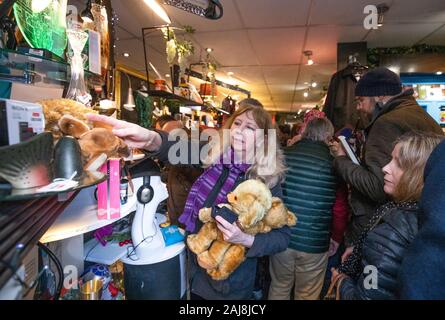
[0,47,104,87]
[40,176,143,244]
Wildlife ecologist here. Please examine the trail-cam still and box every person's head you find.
[383,131,444,202]
[205,100,286,187]
[301,117,335,145]
[299,109,326,134]
[238,98,264,109]
[154,115,183,133]
[355,67,403,115]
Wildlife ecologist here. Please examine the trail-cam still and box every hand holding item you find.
[215,216,255,248]
[341,246,355,263]
[86,114,162,152]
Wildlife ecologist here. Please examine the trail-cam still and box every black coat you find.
[334,90,442,245]
[400,140,445,299]
[339,206,419,300]
[323,65,362,131]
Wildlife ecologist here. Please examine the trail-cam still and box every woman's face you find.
[382,143,404,196]
[230,111,260,156]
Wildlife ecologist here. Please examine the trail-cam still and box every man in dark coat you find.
[399,140,445,299]
[330,67,443,248]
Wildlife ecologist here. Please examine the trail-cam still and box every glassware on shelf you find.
[65,22,92,106]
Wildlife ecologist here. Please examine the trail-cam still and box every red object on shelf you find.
[200,83,218,97]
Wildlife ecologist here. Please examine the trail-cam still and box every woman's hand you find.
[328,238,340,257]
[331,267,340,282]
[341,246,354,263]
[215,216,255,248]
[86,114,162,152]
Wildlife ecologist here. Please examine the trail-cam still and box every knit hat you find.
[355,67,402,97]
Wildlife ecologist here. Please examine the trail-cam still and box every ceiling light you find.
[206,48,213,53]
[123,73,136,111]
[304,50,314,66]
[165,74,171,78]
[143,0,172,24]
[123,52,130,58]
[311,82,317,88]
[81,0,94,24]
[227,72,234,76]
[303,91,309,98]
[437,71,443,75]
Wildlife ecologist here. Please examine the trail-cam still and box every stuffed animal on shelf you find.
[186,179,297,281]
[58,115,130,171]
[39,99,98,140]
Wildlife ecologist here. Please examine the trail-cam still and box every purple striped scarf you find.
[179,148,250,232]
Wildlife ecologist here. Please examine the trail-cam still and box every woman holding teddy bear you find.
[87,99,291,300]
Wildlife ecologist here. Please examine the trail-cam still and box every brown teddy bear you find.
[58,115,130,171]
[39,99,98,140]
[186,179,297,281]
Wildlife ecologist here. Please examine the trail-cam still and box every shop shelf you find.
[40,176,143,243]
[83,213,170,266]
[0,47,104,87]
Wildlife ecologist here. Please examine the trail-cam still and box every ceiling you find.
[111,0,445,112]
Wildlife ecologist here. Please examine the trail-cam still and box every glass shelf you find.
[0,170,107,202]
[0,47,104,87]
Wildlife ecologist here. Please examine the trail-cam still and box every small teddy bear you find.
[186,179,297,281]
[39,99,98,140]
[58,115,130,171]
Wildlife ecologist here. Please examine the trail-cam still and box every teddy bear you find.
[38,99,98,140]
[57,115,130,171]
[186,179,297,281]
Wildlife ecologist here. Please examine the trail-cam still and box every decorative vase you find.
[65,22,92,106]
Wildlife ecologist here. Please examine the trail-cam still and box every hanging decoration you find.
[368,44,445,68]
[161,25,195,76]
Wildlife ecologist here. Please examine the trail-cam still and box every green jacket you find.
[283,139,337,254]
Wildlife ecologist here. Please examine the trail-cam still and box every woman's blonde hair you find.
[203,101,286,188]
[392,131,444,202]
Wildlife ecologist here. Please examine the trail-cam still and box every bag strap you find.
[324,273,348,300]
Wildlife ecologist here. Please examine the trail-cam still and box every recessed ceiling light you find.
[227,72,234,76]
[206,48,213,53]
[312,82,317,88]
[437,71,443,75]
[123,52,130,57]
[303,91,309,98]
[165,74,170,78]
[307,59,314,66]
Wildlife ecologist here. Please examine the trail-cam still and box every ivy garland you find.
[367,44,445,68]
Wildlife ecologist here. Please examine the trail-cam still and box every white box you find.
[0,99,45,146]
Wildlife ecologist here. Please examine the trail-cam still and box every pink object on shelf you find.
[109,158,121,219]
[97,162,108,220]
[96,159,121,220]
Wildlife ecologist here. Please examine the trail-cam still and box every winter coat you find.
[148,130,291,300]
[334,89,442,245]
[339,205,419,300]
[399,140,445,300]
[282,139,338,254]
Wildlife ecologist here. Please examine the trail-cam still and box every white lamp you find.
[123,73,136,111]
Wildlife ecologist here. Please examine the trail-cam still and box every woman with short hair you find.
[331,131,444,300]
